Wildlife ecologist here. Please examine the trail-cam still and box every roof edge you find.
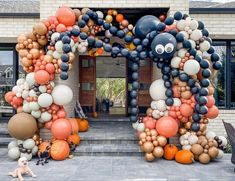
[189,8,235,14]
[0,13,40,18]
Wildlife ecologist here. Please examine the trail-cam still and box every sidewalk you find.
[0,149,234,181]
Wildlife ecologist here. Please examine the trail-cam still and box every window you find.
[0,44,19,118]
[212,40,235,109]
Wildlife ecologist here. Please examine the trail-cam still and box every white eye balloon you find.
[155,44,164,54]
[165,43,174,53]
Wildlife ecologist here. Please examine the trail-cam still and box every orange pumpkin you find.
[175,150,194,164]
[67,134,80,145]
[78,119,89,132]
[50,140,70,161]
[164,144,178,160]
[68,118,79,134]
[92,112,98,118]
[39,141,51,153]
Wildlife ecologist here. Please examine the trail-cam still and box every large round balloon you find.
[205,105,219,119]
[51,119,72,139]
[8,113,38,140]
[37,93,53,107]
[34,70,50,85]
[134,15,160,39]
[183,59,200,75]
[50,140,70,161]
[149,79,167,101]
[151,33,177,59]
[56,6,76,26]
[156,116,178,138]
[51,85,73,105]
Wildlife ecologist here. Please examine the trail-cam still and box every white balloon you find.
[16,78,25,86]
[176,20,186,31]
[96,11,104,19]
[199,41,210,52]
[105,30,112,38]
[39,85,47,93]
[16,92,22,97]
[23,139,35,150]
[52,85,73,106]
[189,39,196,49]
[182,145,192,150]
[12,86,19,94]
[20,153,32,160]
[32,146,39,156]
[150,101,158,110]
[132,122,138,129]
[31,110,41,118]
[185,17,191,27]
[179,31,189,40]
[53,50,62,59]
[8,140,18,149]
[190,29,203,41]
[173,98,181,106]
[40,111,52,122]
[156,100,167,112]
[29,102,40,111]
[55,40,63,53]
[149,79,167,101]
[218,136,228,147]
[8,147,20,160]
[51,32,60,42]
[177,43,183,50]
[38,93,53,107]
[183,59,200,75]
[206,131,216,140]
[178,48,187,58]
[47,50,53,56]
[17,140,23,145]
[22,102,31,113]
[188,135,198,145]
[26,72,35,87]
[22,90,29,99]
[152,110,161,119]
[216,149,224,159]
[29,90,37,97]
[137,123,145,132]
[171,56,181,68]
[190,19,199,30]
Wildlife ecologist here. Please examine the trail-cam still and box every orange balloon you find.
[45,63,55,74]
[51,119,72,139]
[205,105,219,119]
[35,70,50,85]
[57,109,67,118]
[12,96,23,107]
[56,23,67,32]
[45,121,53,130]
[5,91,15,103]
[172,86,180,98]
[144,119,156,130]
[56,6,76,26]
[206,96,215,108]
[50,140,70,160]
[156,116,179,138]
[67,134,80,145]
[180,104,193,117]
[68,118,79,134]
[116,14,124,23]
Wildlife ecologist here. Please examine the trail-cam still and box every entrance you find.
[79,55,152,118]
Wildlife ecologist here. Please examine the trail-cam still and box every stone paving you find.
[0,148,234,181]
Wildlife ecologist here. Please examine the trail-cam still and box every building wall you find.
[0,18,39,42]
[191,13,235,39]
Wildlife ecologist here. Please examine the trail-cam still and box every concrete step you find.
[74,142,142,156]
[0,137,13,148]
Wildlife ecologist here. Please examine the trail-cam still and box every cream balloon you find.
[149,79,167,101]
[40,111,52,122]
[25,73,35,88]
[183,59,200,75]
[23,139,35,150]
[190,29,203,41]
[38,93,53,107]
[51,85,73,106]
[171,56,181,68]
[8,147,20,160]
[156,100,167,112]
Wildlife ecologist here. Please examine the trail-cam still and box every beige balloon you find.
[153,146,164,158]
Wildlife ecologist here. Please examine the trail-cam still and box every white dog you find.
[8,157,37,181]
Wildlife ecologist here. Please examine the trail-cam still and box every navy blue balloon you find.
[165,98,174,106]
[174,11,183,20]
[60,71,68,80]
[199,96,208,105]
[80,32,88,40]
[109,26,118,35]
[148,51,154,59]
[62,44,71,53]
[198,21,205,30]
[157,62,164,69]
[124,35,133,43]
[211,53,220,62]
[199,88,209,96]
[121,48,129,56]
[164,81,172,88]
[103,22,110,30]
[142,38,149,47]
[202,28,209,37]
[199,105,208,114]
[112,47,120,54]
[59,32,67,40]
[95,40,103,48]
[61,54,69,62]
[104,37,110,43]
[164,17,174,25]
[188,79,196,87]
[130,90,137,98]
[87,36,95,46]
[60,62,69,71]
[78,20,86,28]
[82,14,90,22]
[91,12,98,21]
[191,86,199,94]
[131,108,138,114]
[134,15,160,39]
[162,66,171,74]
[130,115,137,122]
[136,45,143,52]
[195,55,202,62]
[171,68,179,77]
[151,33,177,59]
[200,59,210,69]
[192,113,201,122]
[191,122,200,132]
[103,44,112,52]
[162,74,170,81]
[149,31,157,40]
[165,89,173,97]
[182,14,189,19]
[131,63,139,71]
[117,30,125,38]
[183,40,192,49]
[132,81,139,89]
[62,36,71,44]
[156,23,166,31]
[86,10,93,17]
[139,51,147,59]
[130,51,138,58]
[195,103,200,112]
[71,28,80,37]
[97,18,103,26]
[179,73,189,82]
[213,61,222,70]
[132,72,139,80]
[207,47,215,54]
[200,79,210,87]
[130,99,137,107]
[133,38,141,46]
[169,29,178,36]
[188,48,197,56]
[202,69,211,78]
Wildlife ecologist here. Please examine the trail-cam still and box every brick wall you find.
[191,13,235,39]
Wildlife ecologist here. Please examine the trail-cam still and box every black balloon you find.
[191,122,200,132]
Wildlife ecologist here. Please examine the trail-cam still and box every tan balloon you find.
[37,38,47,46]
[153,146,164,158]
[145,153,155,162]
[146,108,153,117]
[139,132,146,140]
[73,9,81,19]
[17,34,27,43]
[29,48,40,59]
[157,136,167,147]
[143,142,154,153]
[19,49,29,57]
[181,90,192,99]
[33,22,47,35]
[208,146,219,159]
[21,57,32,67]
[179,128,187,135]
[208,86,215,95]
[8,113,38,140]
[81,25,89,33]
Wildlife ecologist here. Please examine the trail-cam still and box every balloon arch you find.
[5,6,228,164]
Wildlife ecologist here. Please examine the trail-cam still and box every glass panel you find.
[0,50,14,116]
[81,83,94,90]
[212,42,226,108]
[139,59,150,67]
[230,41,235,108]
[18,55,26,78]
[82,57,94,67]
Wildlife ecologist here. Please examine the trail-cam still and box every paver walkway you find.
[0,148,234,181]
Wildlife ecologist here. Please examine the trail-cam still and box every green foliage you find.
[96,78,126,104]
[224,140,232,154]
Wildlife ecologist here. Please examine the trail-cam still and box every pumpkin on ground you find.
[39,141,51,153]
[50,140,70,161]
[175,150,194,164]
[78,119,89,132]
[164,144,178,160]
[67,134,81,146]
[68,118,79,134]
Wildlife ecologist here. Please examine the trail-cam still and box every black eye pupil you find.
[166,47,172,52]
[157,48,163,53]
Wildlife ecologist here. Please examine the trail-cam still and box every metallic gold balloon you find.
[145,153,155,162]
